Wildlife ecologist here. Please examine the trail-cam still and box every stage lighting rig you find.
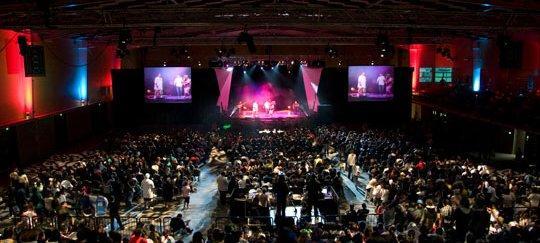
[237,27,256,54]
[325,44,338,59]
[116,29,132,58]
[376,33,394,59]
[215,47,224,58]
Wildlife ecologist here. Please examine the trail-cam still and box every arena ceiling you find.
[0,0,539,46]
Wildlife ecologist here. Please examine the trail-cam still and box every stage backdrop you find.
[215,68,233,112]
[301,67,323,112]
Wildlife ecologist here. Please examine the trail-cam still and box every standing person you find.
[153,73,163,99]
[141,173,155,209]
[347,150,357,179]
[217,172,229,205]
[264,100,271,114]
[453,197,471,242]
[173,74,184,97]
[252,102,259,117]
[108,197,123,231]
[129,228,147,243]
[274,174,289,218]
[305,174,322,218]
[181,181,191,210]
[357,72,367,96]
[377,74,386,94]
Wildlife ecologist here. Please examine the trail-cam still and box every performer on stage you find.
[153,73,163,99]
[173,74,184,97]
[357,72,367,96]
[269,101,275,115]
[292,100,300,114]
[264,100,271,114]
[182,75,191,97]
[252,101,259,117]
[377,73,386,94]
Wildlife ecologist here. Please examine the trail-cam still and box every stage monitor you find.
[144,67,192,103]
[348,66,394,101]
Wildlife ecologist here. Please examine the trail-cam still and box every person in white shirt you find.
[181,181,191,209]
[161,230,175,243]
[376,74,386,94]
[357,72,367,96]
[264,100,271,114]
[252,102,259,117]
[347,151,357,179]
[153,73,163,99]
[173,74,184,97]
[217,172,229,205]
[141,173,155,209]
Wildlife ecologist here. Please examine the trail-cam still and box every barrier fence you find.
[10,205,536,238]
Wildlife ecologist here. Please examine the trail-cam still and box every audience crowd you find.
[1,125,538,242]
[3,129,211,242]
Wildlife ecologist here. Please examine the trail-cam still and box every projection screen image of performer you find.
[144,67,192,103]
[348,66,394,101]
[154,73,163,99]
[357,72,367,96]
[377,74,386,94]
[173,74,184,97]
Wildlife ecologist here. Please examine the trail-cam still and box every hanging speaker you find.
[24,45,46,77]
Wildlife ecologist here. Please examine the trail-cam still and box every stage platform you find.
[231,109,308,120]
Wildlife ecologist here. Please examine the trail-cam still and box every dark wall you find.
[0,102,112,170]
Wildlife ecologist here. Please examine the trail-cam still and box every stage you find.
[231,109,308,120]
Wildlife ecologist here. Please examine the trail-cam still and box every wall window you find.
[419,67,433,83]
[435,67,452,83]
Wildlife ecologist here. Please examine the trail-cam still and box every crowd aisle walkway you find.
[177,166,219,242]
[340,170,377,213]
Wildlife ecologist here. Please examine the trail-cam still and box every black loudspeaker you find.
[17,36,28,55]
[24,45,46,77]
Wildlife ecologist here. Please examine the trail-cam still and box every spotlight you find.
[260,66,264,70]
[370,61,375,66]
[163,61,167,66]
[226,67,234,72]
[215,48,224,57]
[380,54,385,58]
[243,70,247,74]
[198,61,202,67]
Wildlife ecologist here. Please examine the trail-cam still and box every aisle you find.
[177,166,219,242]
